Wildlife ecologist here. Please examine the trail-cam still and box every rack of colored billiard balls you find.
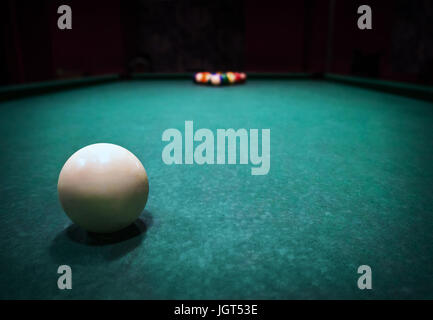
[194,72,247,86]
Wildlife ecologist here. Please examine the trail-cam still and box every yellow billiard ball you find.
[226,72,236,84]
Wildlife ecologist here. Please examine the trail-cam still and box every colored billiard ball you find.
[57,143,149,233]
[195,72,203,83]
[234,72,242,83]
[202,72,211,84]
[210,73,221,85]
[226,72,236,84]
[240,72,247,82]
[221,73,229,85]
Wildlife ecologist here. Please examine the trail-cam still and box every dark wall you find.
[1,0,125,85]
[48,0,125,78]
[1,0,432,86]
[307,0,330,73]
[391,0,433,84]
[2,1,52,84]
[332,0,389,78]
[123,0,245,73]
[330,0,433,84]
[245,0,305,72]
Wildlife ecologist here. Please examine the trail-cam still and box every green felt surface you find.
[0,79,433,299]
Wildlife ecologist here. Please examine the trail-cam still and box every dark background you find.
[1,0,433,86]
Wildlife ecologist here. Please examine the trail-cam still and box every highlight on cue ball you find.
[57,143,149,234]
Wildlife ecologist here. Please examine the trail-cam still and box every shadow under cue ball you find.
[57,143,149,233]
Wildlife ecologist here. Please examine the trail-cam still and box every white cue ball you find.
[57,143,149,233]
[210,74,221,85]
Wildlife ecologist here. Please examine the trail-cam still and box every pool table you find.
[0,74,432,299]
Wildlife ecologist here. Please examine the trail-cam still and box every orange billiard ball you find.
[202,72,211,84]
